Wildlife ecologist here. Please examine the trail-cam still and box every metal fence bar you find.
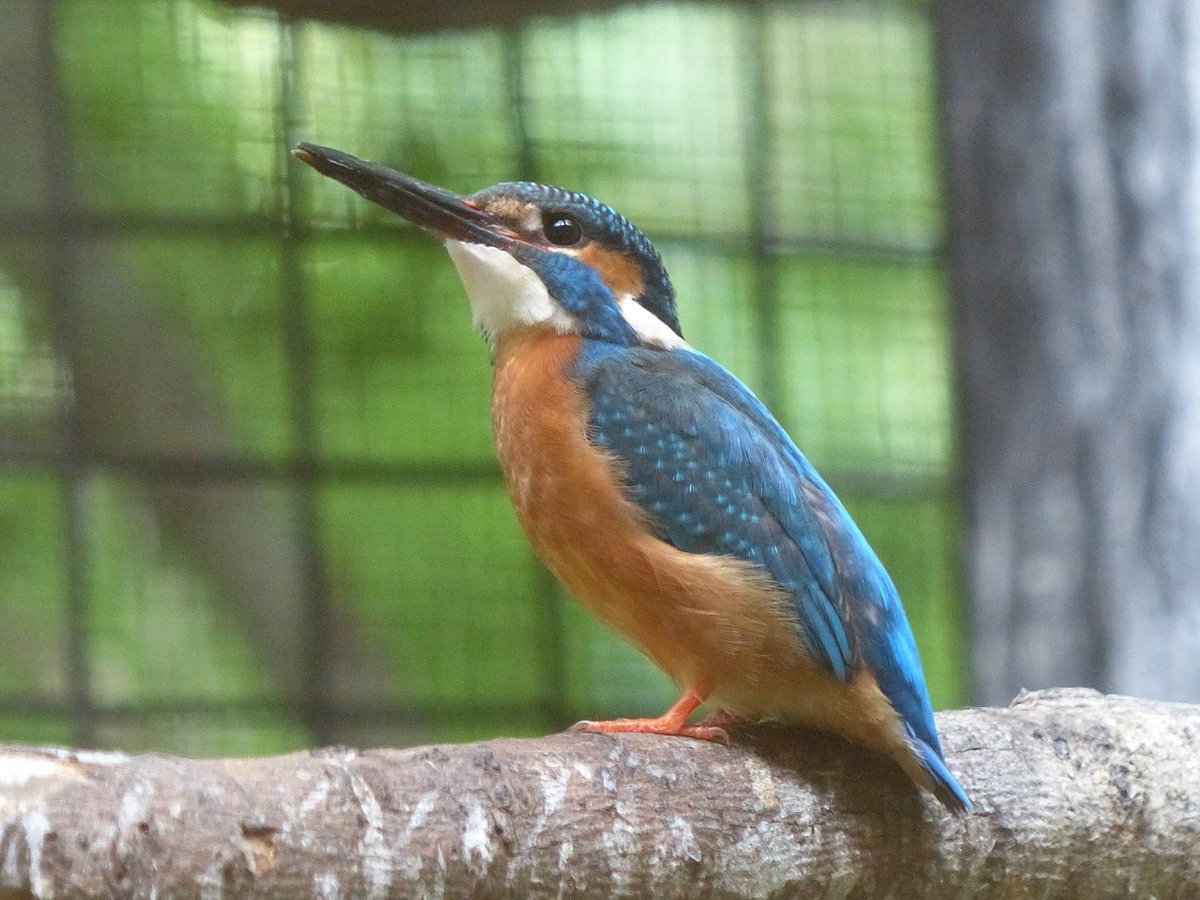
[502,26,573,730]
[277,16,335,743]
[743,5,784,415]
[0,450,951,499]
[0,449,502,484]
[0,695,590,726]
[33,0,97,747]
[0,214,946,261]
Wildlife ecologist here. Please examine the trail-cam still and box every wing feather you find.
[571,341,942,755]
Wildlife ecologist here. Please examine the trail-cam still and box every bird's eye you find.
[543,212,583,246]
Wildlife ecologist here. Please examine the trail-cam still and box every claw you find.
[697,707,750,732]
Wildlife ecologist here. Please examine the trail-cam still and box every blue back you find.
[570,339,944,760]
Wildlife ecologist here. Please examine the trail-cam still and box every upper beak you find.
[292,143,513,247]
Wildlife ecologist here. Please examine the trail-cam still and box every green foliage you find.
[0,0,964,754]
[321,482,544,709]
[83,477,281,706]
[0,475,67,698]
[305,238,496,462]
[110,236,293,456]
[773,257,951,473]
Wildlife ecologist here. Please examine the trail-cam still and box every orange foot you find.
[571,690,729,745]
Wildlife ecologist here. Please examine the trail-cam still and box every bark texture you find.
[937,1,1200,703]
[1,690,1197,899]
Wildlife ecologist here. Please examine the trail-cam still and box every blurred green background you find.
[0,0,964,755]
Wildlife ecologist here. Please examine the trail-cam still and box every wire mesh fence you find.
[0,0,963,755]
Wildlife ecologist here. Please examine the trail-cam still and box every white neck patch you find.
[444,238,688,352]
[617,295,689,350]
[445,239,576,344]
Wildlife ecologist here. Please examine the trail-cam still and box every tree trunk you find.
[1,690,1197,899]
[936,0,1200,704]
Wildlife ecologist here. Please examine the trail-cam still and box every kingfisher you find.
[293,142,971,814]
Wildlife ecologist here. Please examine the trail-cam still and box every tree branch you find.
[1,689,1196,898]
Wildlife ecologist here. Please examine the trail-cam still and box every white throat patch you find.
[444,239,576,343]
[444,238,688,353]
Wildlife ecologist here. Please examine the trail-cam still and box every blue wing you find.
[570,340,945,760]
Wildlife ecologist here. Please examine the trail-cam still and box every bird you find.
[293,142,972,814]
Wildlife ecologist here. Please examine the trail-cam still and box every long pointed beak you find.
[292,143,513,247]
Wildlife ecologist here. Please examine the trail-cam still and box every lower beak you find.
[292,143,512,248]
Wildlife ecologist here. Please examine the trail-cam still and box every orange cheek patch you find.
[578,245,645,298]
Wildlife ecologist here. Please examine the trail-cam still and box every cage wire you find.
[0,0,964,756]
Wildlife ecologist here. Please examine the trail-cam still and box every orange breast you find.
[491,329,805,703]
[490,327,920,782]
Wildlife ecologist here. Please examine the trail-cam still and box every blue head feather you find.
[511,245,638,345]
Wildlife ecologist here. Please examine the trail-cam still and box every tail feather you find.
[907,727,972,815]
